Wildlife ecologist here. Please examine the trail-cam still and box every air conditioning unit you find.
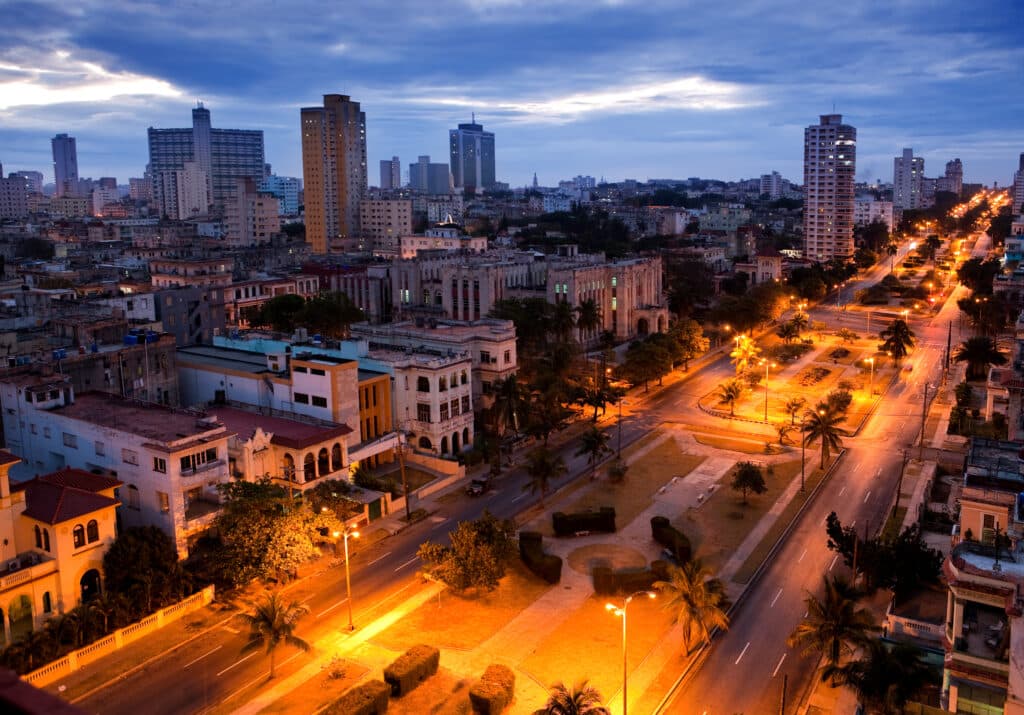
[7,559,20,572]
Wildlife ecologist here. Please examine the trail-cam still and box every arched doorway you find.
[317,448,329,477]
[8,595,32,641]
[303,453,315,482]
[418,436,432,450]
[463,428,470,447]
[441,436,448,454]
[637,318,650,336]
[452,432,460,452]
[283,453,295,481]
[331,443,342,471]
[657,315,665,333]
[80,569,101,603]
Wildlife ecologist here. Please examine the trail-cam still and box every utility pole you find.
[780,674,787,715]
[919,383,930,462]
[396,431,411,522]
[945,321,952,373]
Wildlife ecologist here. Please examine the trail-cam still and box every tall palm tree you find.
[575,299,602,344]
[653,560,730,654]
[790,312,809,338]
[954,336,1007,381]
[715,379,744,417]
[787,576,878,667]
[491,374,526,436]
[240,593,311,678]
[550,300,577,344]
[878,319,915,367]
[776,322,800,344]
[729,335,761,374]
[886,242,898,273]
[523,445,567,506]
[575,426,611,480]
[88,592,128,634]
[545,680,611,715]
[823,639,933,714]
[803,404,846,469]
[784,396,807,425]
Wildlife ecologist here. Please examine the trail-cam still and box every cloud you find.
[0,49,182,110]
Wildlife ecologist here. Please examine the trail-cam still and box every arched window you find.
[42,528,51,552]
[42,592,52,614]
[317,448,329,477]
[452,432,460,452]
[331,443,342,471]
[86,520,99,543]
[282,453,295,481]
[34,525,41,549]
[73,524,85,548]
[463,427,470,446]
[440,436,448,454]
[417,376,430,392]
[303,453,315,482]
[418,436,432,450]
[80,569,101,603]
[461,370,468,385]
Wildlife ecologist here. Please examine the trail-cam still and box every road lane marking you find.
[805,610,809,618]
[512,493,529,503]
[219,651,305,704]
[432,518,449,529]
[798,548,807,563]
[217,651,258,677]
[367,551,392,566]
[864,491,871,504]
[829,555,839,571]
[770,588,783,608]
[735,642,750,665]
[838,486,846,497]
[184,645,222,670]
[393,556,419,573]
[772,653,787,677]
[317,598,348,619]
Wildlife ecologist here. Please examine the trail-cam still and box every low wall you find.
[23,585,215,687]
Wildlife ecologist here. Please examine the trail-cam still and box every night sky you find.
[1,0,1022,188]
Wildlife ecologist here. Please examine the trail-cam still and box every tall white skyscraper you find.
[379,156,401,190]
[1013,153,1024,214]
[893,148,924,210]
[803,114,856,261]
[449,117,495,191]
[51,134,79,197]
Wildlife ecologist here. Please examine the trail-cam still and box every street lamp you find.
[332,524,360,631]
[866,357,875,396]
[617,398,627,457]
[760,359,776,422]
[605,590,655,715]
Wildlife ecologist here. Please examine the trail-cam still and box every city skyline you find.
[1,1,1022,187]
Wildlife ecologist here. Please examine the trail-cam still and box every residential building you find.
[147,103,266,213]
[90,186,121,217]
[258,175,301,215]
[422,194,463,224]
[0,379,234,557]
[160,161,210,220]
[360,199,412,255]
[379,156,401,190]
[449,118,495,191]
[1014,154,1024,215]
[854,197,895,231]
[153,285,228,347]
[48,196,91,219]
[51,135,79,198]
[11,171,43,195]
[223,178,280,247]
[129,177,153,203]
[409,156,452,195]
[399,224,487,258]
[893,147,925,210]
[803,114,857,261]
[0,452,120,643]
[0,170,28,220]
[301,94,368,253]
[223,274,319,326]
[760,171,784,199]
[937,158,964,197]
[699,204,752,234]
[149,257,233,290]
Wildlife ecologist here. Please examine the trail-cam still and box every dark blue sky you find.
[1,0,1022,188]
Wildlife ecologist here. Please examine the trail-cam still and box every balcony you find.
[184,498,221,528]
[180,460,228,480]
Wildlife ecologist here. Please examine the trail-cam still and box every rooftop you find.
[176,345,274,375]
[205,406,352,450]
[964,438,1024,487]
[20,469,121,525]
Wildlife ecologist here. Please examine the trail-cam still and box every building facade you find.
[301,94,368,253]
[803,114,857,261]
[223,178,280,246]
[360,199,413,255]
[51,135,79,198]
[1013,154,1024,215]
[258,176,301,215]
[893,147,925,211]
[853,198,895,231]
[409,156,452,195]
[379,156,400,190]
[449,120,495,191]
[0,171,28,220]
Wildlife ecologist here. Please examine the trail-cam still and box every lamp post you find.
[760,360,775,422]
[605,590,655,715]
[800,417,806,492]
[866,357,875,396]
[617,398,627,457]
[332,524,360,631]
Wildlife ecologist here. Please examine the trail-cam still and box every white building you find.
[854,197,894,231]
[224,178,280,246]
[398,224,488,258]
[760,171,784,199]
[803,114,857,261]
[162,160,210,220]
[893,147,924,210]
[360,199,413,255]
[90,187,121,216]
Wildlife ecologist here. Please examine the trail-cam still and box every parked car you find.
[466,478,489,496]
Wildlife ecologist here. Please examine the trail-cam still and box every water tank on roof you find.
[52,349,67,361]
[90,343,99,353]
[312,334,322,344]
[124,334,138,346]
[146,331,158,343]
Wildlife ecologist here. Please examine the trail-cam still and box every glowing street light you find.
[760,359,776,422]
[606,590,656,715]
[332,523,360,631]
[866,357,875,395]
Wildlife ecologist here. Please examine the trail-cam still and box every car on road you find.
[466,477,489,496]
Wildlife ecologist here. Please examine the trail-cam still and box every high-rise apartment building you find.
[893,147,924,210]
[449,118,495,191]
[51,134,79,197]
[938,158,963,198]
[148,103,265,216]
[409,155,452,195]
[0,163,28,220]
[12,171,43,194]
[224,178,280,246]
[759,171,784,199]
[258,175,302,215]
[1013,154,1024,214]
[379,156,401,190]
[163,161,210,220]
[129,177,153,202]
[301,94,368,253]
[803,114,856,261]
[360,198,412,254]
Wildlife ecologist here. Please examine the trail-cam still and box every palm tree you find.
[523,445,567,506]
[550,300,577,343]
[787,576,877,667]
[784,396,807,425]
[88,592,127,635]
[653,560,730,654]
[954,336,1007,381]
[777,422,796,446]
[878,319,915,367]
[240,593,311,678]
[776,322,800,344]
[790,312,809,338]
[575,426,611,480]
[729,334,761,374]
[823,639,933,714]
[575,299,602,344]
[886,241,898,273]
[802,404,846,469]
[715,379,744,417]
[491,374,526,437]
[545,680,611,715]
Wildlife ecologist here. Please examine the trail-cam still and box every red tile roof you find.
[37,468,121,492]
[206,406,352,450]
[0,451,20,467]
[19,468,122,525]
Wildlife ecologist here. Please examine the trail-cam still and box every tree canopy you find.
[417,511,517,592]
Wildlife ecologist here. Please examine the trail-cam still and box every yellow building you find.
[0,453,120,645]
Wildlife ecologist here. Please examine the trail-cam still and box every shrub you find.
[592,561,669,595]
[519,531,563,584]
[324,679,390,715]
[383,645,440,696]
[552,507,616,536]
[468,664,516,714]
[650,516,692,563]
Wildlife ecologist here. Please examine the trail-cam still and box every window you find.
[86,520,99,542]
[42,528,50,551]
[451,399,460,417]
[42,592,52,614]
[157,492,169,513]
[417,376,430,392]
[94,441,105,456]
[294,392,309,404]
[311,396,327,408]
[122,448,139,465]
[29,423,36,435]
[180,447,219,473]
[293,365,308,374]
[126,485,140,510]
[460,370,467,385]
[462,395,470,413]
[417,403,431,423]
[440,402,450,421]
[483,381,492,395]
[34,525,41,548]
[480,351,491,364]
[73,524,85,548]
[504,350,511,365]
[439,376,447,392]
[43,426,51,439]
[310,368,326,376]
[153,457,166,473]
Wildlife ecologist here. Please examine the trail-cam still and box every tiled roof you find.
[36,468,121,492]
[206,406,352,450]
[22,480,119,525]
[0,451,21,467]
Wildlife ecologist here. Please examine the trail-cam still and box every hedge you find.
[592,560,670,595]
[324,679,390,715]
[468,663,516,714]
[552,507,616,536]
[519,531,562,584]
[383,645,440,697]
[650,516,692,563]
